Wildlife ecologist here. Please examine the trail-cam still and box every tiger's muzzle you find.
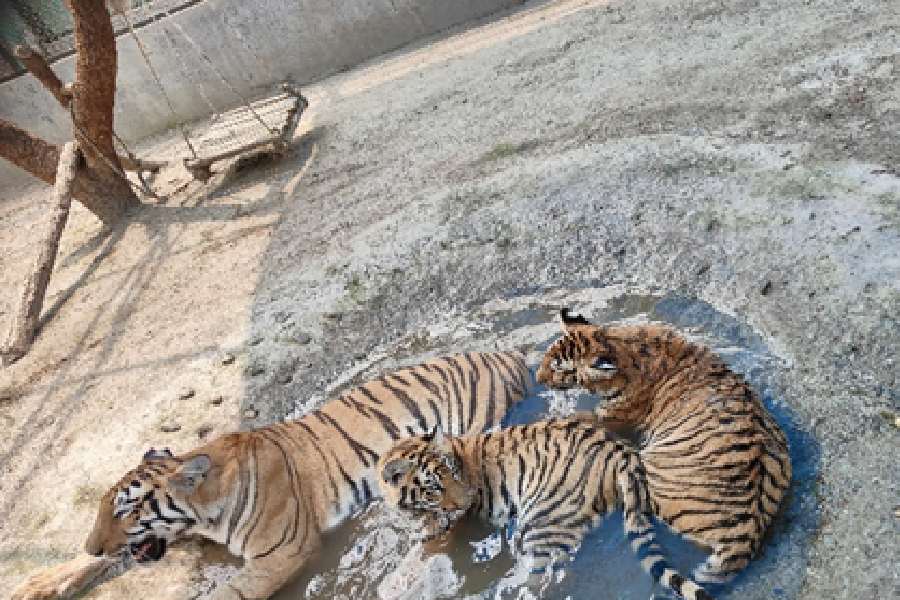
[130,536,168,562]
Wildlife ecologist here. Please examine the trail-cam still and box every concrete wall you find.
[0,0,522,191]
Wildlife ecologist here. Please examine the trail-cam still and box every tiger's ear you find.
[143,447,174,462]
[560,308,592,333]
[170,454,212,494]
[382,458,412,483]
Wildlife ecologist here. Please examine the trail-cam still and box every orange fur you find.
[537,313,791,584]
[378,420,712,600]
[15,352,530,600]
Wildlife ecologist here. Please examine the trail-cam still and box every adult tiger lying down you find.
[12,351,530,600]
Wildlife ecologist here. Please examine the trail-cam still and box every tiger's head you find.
[536,308,683,400]
[85,448,212,563]
[377,428,474,532]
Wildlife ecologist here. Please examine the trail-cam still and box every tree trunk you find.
[1,119,144,223]
[65,0,139,221]
[13,45,165,175]
[2,142,79,365]
[67,0,120,166]
[0,1,140,224]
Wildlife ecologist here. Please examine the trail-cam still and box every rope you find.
[217,9,277,91]
[68,104,161,201]
[156,25,246,157]
[116,5,198,159]
[111,131,159,198]
[169,21,279,136]
[159,26,220,118]
[112,130,138,164]
[151,2,279,136]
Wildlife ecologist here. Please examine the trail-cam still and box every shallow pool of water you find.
[272,291,819,600]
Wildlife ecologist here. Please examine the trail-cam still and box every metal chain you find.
[154,24,249,153]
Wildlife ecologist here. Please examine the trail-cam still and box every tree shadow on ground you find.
[0,127,322,529]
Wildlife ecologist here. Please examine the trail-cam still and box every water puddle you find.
[271,289,820,600]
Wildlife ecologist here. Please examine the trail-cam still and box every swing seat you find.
[183,84,308,181]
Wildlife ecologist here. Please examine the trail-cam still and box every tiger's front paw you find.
[10,555,119,600]
[10,576,60,600]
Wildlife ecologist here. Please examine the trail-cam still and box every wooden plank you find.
[209,112,288,135]
[210,97,298,130]
[192,99,300,159]
[212,92,294,120]
[193,126,278,158]
[2,142,79,365]
[185,135,283,170]
[184,88,307,178]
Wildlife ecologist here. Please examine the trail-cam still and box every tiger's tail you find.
[617,469,714,600]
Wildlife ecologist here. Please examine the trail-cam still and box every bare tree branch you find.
[14,45,71,108]
[0,0,140,225]
[0,118,60,185]
[2,142,79,365]
[13,44,163,175]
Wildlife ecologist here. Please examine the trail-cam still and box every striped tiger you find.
[378,419,713,600]
[536,309,792,586]
[11,352,530,600]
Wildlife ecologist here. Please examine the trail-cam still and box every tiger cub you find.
[12,352,530,600]
[378,420,712,600]
[537,310,791,585]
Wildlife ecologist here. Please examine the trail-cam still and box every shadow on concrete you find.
[0,126,321,527]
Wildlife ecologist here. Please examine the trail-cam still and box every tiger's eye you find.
[592,357,617,370]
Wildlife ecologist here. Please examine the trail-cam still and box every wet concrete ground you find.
[239,0,899,597]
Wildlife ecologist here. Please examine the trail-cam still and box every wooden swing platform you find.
[183,84,309,180]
